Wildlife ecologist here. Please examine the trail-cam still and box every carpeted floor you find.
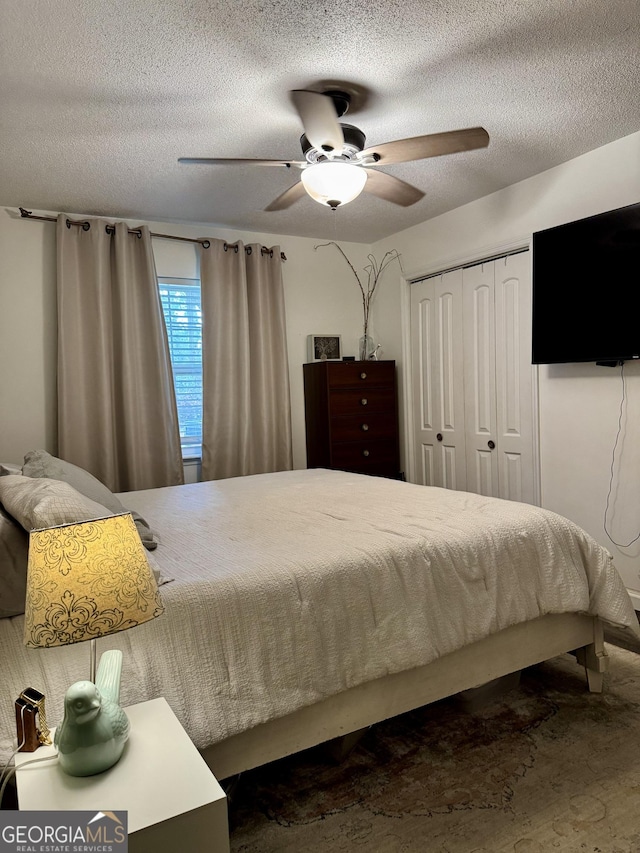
[229,636,640,852]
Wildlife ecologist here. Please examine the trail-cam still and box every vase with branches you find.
[315,242,402,360]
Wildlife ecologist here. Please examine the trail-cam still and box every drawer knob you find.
[361,398,368,406]
[360,372,367,380]
[363,450,370,457]
[361,423,369,431]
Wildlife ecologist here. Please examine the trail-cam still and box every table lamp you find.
[23,513,164,776]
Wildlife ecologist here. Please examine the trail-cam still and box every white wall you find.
[0,210,370,472]
[372,130,640,597]
[0,214,58,456]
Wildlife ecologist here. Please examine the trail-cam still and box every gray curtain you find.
[200,240,293,480]
[56,215,184,492]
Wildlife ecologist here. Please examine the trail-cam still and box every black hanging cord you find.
[603,360,640,548]
[18,208,287,260]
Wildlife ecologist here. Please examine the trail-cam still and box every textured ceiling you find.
[1,0,639,243]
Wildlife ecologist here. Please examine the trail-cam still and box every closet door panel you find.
[473,448,496,496]
[435,283,466,489]
[494,252,535,504]
[411,285,437,486]
[420,443,435,486]
[442,444,461,490]
[463,262,499,497]
[410,270,466,489]
[503,452,523,500]
[409,249,537,503]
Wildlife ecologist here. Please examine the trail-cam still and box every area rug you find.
[229,644,640,852]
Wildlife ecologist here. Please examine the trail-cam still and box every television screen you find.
[532,201,640,364]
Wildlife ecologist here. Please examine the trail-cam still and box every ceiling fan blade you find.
[363,169,425,207]
[290,90,344,155]
[360,127,490,166]
[264,181,308,212]
[178,157,305,168]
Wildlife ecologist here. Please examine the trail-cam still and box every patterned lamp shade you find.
[24,513,164,649]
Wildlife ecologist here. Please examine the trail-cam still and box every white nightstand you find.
[15,697,229,853]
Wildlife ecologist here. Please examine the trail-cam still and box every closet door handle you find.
[488,440,495,450]
[436,433,443,442]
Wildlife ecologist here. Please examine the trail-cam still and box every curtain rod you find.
[18,208,287,260]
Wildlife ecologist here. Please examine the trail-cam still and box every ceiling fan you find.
[178,90,489,212]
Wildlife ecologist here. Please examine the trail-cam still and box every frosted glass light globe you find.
[301,162,368,209]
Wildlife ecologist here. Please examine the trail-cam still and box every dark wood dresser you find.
[303,360,401,478]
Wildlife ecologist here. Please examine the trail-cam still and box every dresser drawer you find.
[329,386,396,416]
[303,360,400,479]
[326,361,396,388]
[331,439,398,471]
[347,461,398,477]
[330,412,397,442]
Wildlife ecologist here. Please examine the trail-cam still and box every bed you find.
[1,467,638,780]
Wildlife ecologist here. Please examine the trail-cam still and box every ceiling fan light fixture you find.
[301,162,367,210]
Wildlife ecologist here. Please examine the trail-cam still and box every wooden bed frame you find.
[202,612,607,780]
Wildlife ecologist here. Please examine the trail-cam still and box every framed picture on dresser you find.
[307,334,342,362]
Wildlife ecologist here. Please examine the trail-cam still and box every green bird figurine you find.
[54,650,130,776]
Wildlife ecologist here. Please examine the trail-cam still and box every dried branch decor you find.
[314,242,402,359]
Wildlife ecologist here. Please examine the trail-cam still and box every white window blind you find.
[158,278,202,458]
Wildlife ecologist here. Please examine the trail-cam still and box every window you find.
[158,278,202,458]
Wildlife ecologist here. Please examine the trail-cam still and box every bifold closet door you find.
[462,252,535,503]
[410,268,467,489]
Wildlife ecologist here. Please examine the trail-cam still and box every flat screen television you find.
[532,201,640,365]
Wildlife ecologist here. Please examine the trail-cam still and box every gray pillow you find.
[0,463,22,476]
[0,476,172,603]
[0,505,29,618]
[22,450,159,550]
[0,475,113,531]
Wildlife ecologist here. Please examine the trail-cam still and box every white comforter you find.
[1,469,637,764]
